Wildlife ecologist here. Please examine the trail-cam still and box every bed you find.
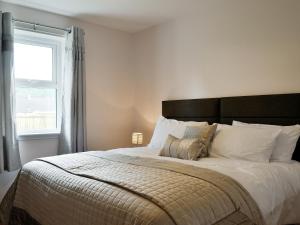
[1,93,300,225]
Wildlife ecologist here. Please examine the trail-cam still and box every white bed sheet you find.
[105,147,300,225]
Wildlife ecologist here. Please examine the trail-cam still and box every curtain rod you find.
[13,18,71,33]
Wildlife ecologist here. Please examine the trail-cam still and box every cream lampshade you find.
[132,132,143,145]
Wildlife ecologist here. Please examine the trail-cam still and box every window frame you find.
[14,29,64,139]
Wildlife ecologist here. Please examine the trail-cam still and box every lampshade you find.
[132,132,143,145]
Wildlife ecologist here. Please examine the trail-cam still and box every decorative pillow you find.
[233,121,300,162]
[210,125,281,162]
[148,116,208,149]
[160,124,217,160]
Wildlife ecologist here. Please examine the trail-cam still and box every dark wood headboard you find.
[162,93,300,162]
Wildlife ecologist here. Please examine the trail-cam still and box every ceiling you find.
[2,0,203,33]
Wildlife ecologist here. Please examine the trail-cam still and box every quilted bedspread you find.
[1,152,265,225]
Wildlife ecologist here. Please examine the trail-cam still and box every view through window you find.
[14,30,63,134]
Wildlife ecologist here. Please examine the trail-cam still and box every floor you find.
[0,170,18,202]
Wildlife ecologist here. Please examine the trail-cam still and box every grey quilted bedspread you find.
[1,152,265,225]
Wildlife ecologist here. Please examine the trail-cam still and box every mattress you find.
[1,146,299,225]
[110,147,300,225]
[2,151,265,225]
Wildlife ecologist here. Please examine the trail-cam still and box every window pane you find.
[14,43,53,81]
[16,87,57,133]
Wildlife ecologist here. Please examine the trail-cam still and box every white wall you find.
[132,0,300,143]
[0,1,135,164]
[1,0,300,163]
[18,138,59,164]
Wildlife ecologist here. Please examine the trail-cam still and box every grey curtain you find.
[58,26,87,154]
[0,12,21,172]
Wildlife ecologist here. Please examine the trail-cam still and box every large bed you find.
[1,93,300,225]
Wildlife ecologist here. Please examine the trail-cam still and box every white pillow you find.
[148,116,208,149]
[210,125,281,162]
[233,121,300,162]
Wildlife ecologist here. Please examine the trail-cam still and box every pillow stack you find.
[148,116,208,149]
[209,124,281,162]
[232,121,300,162]
[149,116,300,163]
[210,121,300,163]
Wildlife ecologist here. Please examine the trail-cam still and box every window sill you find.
[18,132,60,141]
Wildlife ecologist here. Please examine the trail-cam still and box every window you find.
[14,30,64,135]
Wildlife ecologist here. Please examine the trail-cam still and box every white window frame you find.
[14,29,64,140]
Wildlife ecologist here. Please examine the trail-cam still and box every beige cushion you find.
[183,126,204,138]
[160,124,217,160]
